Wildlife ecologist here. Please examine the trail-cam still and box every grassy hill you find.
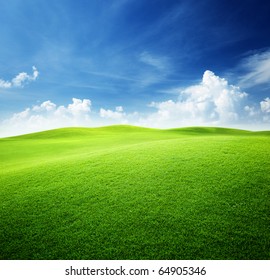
[0,125,269,259]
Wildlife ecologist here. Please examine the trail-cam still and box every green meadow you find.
[0,125,269,260]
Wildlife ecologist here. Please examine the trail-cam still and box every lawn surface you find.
[0,125,269,259]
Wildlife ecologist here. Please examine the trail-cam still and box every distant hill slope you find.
[2,125,269,140]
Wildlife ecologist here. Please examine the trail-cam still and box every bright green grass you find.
[0,125,269,259]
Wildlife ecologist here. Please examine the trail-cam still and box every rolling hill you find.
[0,125,269,259]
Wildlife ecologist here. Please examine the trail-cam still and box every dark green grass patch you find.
[0,126,269,259]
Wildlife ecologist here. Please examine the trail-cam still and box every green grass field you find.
[0,125,269,260]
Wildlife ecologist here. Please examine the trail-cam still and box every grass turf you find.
[0,125,269,259]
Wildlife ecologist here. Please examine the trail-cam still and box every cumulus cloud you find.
[260,97,270,113]
[0,66,39,89]
[100,106,125,119]
[238,49,270,87]
[33,100,56,112]
[1,98,92,136]
[139,70,248,128]
[67,98,91,115]
[0,80,12,88]
[259,97,270,123]
[244,105,259,117]
[98,106,130,126]
[1,71,270,137]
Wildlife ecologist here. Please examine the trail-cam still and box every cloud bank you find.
[141,70,248,127]
[1,70,269,137]
[0,66,39,88]
[100,106,126,120]
[1,98,92,136]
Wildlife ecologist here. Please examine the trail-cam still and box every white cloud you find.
[100,106,126,120]
[33,100,56,112]
[238,49,270,87]
[1,98,92,136]
[0,66,39,89]
[260,98,270,122]
[1,71,270,137]
[116,106,123,112]
[0,80,12,88]
[244,105,259,117]
[67,98,91,115]
[260,97,270,113]
[139,70,248,128]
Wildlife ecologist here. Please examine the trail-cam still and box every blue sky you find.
[1,0,270,136]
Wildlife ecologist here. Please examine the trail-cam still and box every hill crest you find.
[1,125,269,140]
